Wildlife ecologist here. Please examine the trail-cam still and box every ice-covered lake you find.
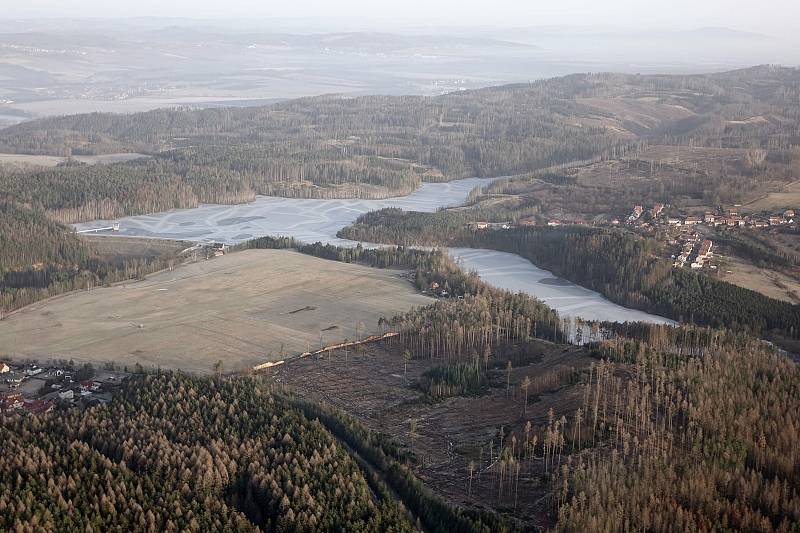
[75,178,672,324]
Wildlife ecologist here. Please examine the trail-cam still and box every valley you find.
[1,61,800,532]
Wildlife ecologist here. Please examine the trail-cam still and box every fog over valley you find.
[0,16,797,123]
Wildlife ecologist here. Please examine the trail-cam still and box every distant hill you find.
[0,66,797,223]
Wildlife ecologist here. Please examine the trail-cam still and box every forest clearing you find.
[266,338,593,527]
[0,249,432,374]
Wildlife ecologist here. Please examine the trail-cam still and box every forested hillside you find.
[266,230,800,531]
[0,200,176,314]
[252,238,800,530]
[0,199,88,273]
[1,66,797,222]
[0,372,418,532]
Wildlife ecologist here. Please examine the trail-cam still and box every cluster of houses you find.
[468,217,591,229]
[673,235,715,270]
[664,208,796,229]
[0,360,118,417]
[2,362,45,387]
[467,221,512,230]
[466,204,798,236]
[624,203,664,225]
[0,391,55,416]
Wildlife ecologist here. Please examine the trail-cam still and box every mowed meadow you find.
[0,249,432,373]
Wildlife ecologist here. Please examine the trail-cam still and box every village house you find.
[1,391,24,412]
[769,216,783,226]
[547,219,562,227]
[80,380,102,392]
[23,399,54,415]
[684,216,700,226]
[697,239,713,260]
[651,203,665,217]
[4,372,23,385]
[58,389,74,400]
[704,212,715,224]
[25,365,43,377]
[667,218,682,226]
[211,242,226,257]
[784,209,795,219]
[0,362,9,374]
[632,205,644,218]
[518,216,536,226]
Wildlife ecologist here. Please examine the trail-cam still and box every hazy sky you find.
[5,0,800,37]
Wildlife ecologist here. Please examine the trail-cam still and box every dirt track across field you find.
[0,249,432,374]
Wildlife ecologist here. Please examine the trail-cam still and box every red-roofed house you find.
[1,391,23,412]
[23,399,54,415]
[651,203,665,217]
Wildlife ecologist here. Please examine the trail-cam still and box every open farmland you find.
[717,253,800,304]
[0,249,432,374]
[0,152,148,167]
[80,235,187,263]
[744,179,800,211]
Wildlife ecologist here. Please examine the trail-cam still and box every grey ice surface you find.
[75,178,672,324]
[450,248,673,324]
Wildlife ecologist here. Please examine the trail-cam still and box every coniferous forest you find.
[0,372,418,533]
[0,200,177,314]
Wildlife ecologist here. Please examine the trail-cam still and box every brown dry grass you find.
[0,152,148,167]
[744,180,800,211]
[0,249,432,374]
[716,254,800,304]
[81,235,187,262]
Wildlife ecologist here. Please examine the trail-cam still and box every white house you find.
[0,362,10,374]
[25,366,43,377]
[58,390,74,400]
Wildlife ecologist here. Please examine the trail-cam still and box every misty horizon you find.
[4,0,800,37]
[0,4,798,124]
